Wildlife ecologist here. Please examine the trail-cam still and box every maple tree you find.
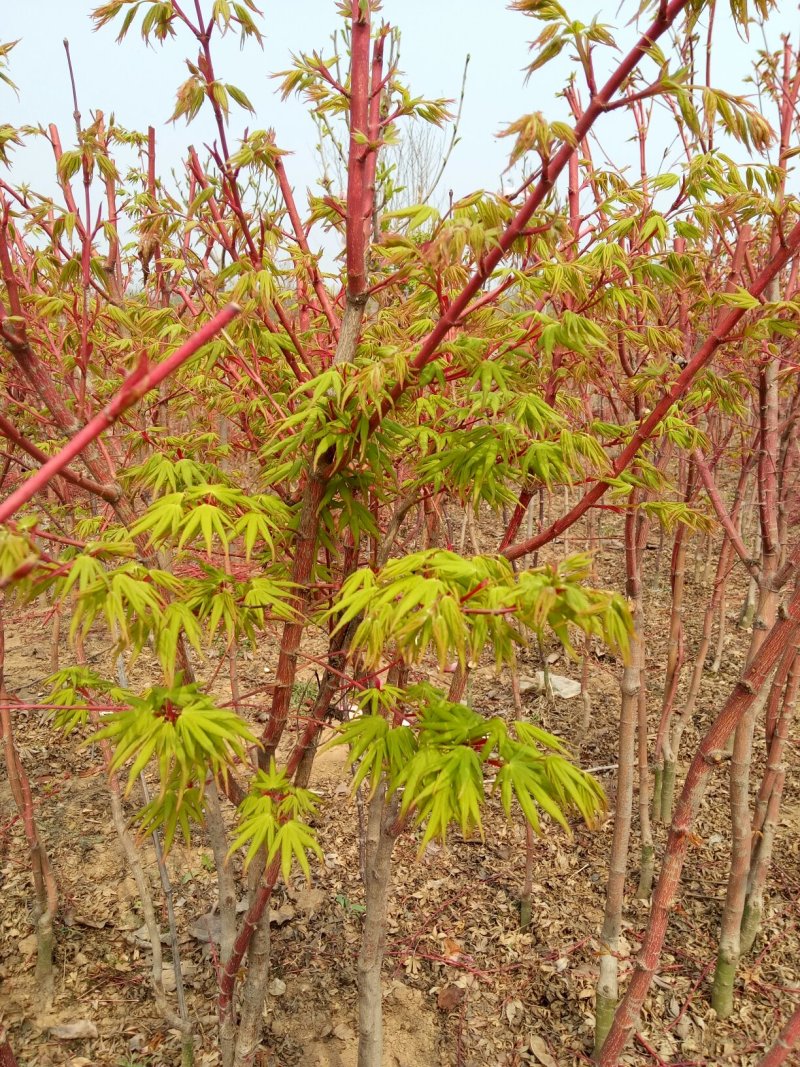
[1,1,799,1065]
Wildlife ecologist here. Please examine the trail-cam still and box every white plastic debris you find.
[519,672,582,700]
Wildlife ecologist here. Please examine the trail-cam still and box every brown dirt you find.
[1,532,799,1067]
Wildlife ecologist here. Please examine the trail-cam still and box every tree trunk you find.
[636,678,655,900]
[0,1028,19,1067]
[231,907,271,1067]
[206,779,237,966]
[713,353,781,1016]
[711,679,772,1017]
[0,701,57,1013]
[755,1003,800,1067]
[740,647,800,954]
[358,782,399,1067]
[653,503,690,825]
[595,508,642,1052]
[663,534,736,818]
[597,556,800,1065]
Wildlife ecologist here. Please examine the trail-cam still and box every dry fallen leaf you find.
[72,912,109,930]
[505,999,524,1028]
[437,984,466,1012]
[528,1035,558,1067]
[443,936,463,961]
[17,933,38,957]
[50,1021,99,1040]
[270,904,296,927]
[293,886,326,915]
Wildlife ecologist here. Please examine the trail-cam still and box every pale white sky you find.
[2,3,798,216]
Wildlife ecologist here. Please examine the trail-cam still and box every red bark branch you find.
[503,219,800,561]
[365,0,695,434]
[754,983,800,1065]
[344,0,372,300]
[217,853,280,1017]
[692,447,759,577]
[597,543,800,1064]
[0,304,241,524]
[0,412,119,504]
[273,154,340,339]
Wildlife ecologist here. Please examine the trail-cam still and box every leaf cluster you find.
[229,761,324,883]
[327,550,630,672]
[331,683,606,851]
[94,679,255,801]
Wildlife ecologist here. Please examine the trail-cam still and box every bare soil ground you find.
[1,536,799,1067]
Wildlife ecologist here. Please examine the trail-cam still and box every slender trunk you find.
[520,822,535,930]
[458,506,468,553]
[736,461,760,634]
[261,472,325,764]
[0,1028,19,1067]
[691,533,702,585]
[597,557,800,1064]
[636,677,655,900]
[102,753,186,1033]
[334,4,380,371]
[711,578,728,674]
[512,670,535,929]
[139,772,194,1064]
[0,691,57,1012]
[713,352,781,1016]
[702,530,715,585]
[594,508,641,1053]
[738,477,760,631]
[653,496,690,825]
[228,642,242,713]
[740,647,800,955]
[755,1003,800,1067]
[581,513,597,737]
[217,854,280,1050]
[631,499,651,895]
[663,535,735,817]
[580,636,592,736]
[206,778,237,966]
[447,662,469,703]
[1,601,57,1012]
[231,907,271,1067]
[651,522,665,593]
[467,504,480,555]
[288,543,367,791]
[738,567,759,630]
[562,485,571,554]
[711,674,772,1017]
[49,601,60,673]
[358,782,399,1067]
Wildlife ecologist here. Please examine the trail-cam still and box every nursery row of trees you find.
[1,1,799,1064]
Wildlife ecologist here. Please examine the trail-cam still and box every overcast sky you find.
[2,2,798,215]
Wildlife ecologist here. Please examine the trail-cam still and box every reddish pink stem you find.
[755,1003,800,1067]
[0,1028,19,1067]
[217,853,280,1016]
[693,447,758,575]
[0,304,241,524]
[597,543,800,1063]
[504,216,800,561]
[344,0,371,299]
[368,0,694,432]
